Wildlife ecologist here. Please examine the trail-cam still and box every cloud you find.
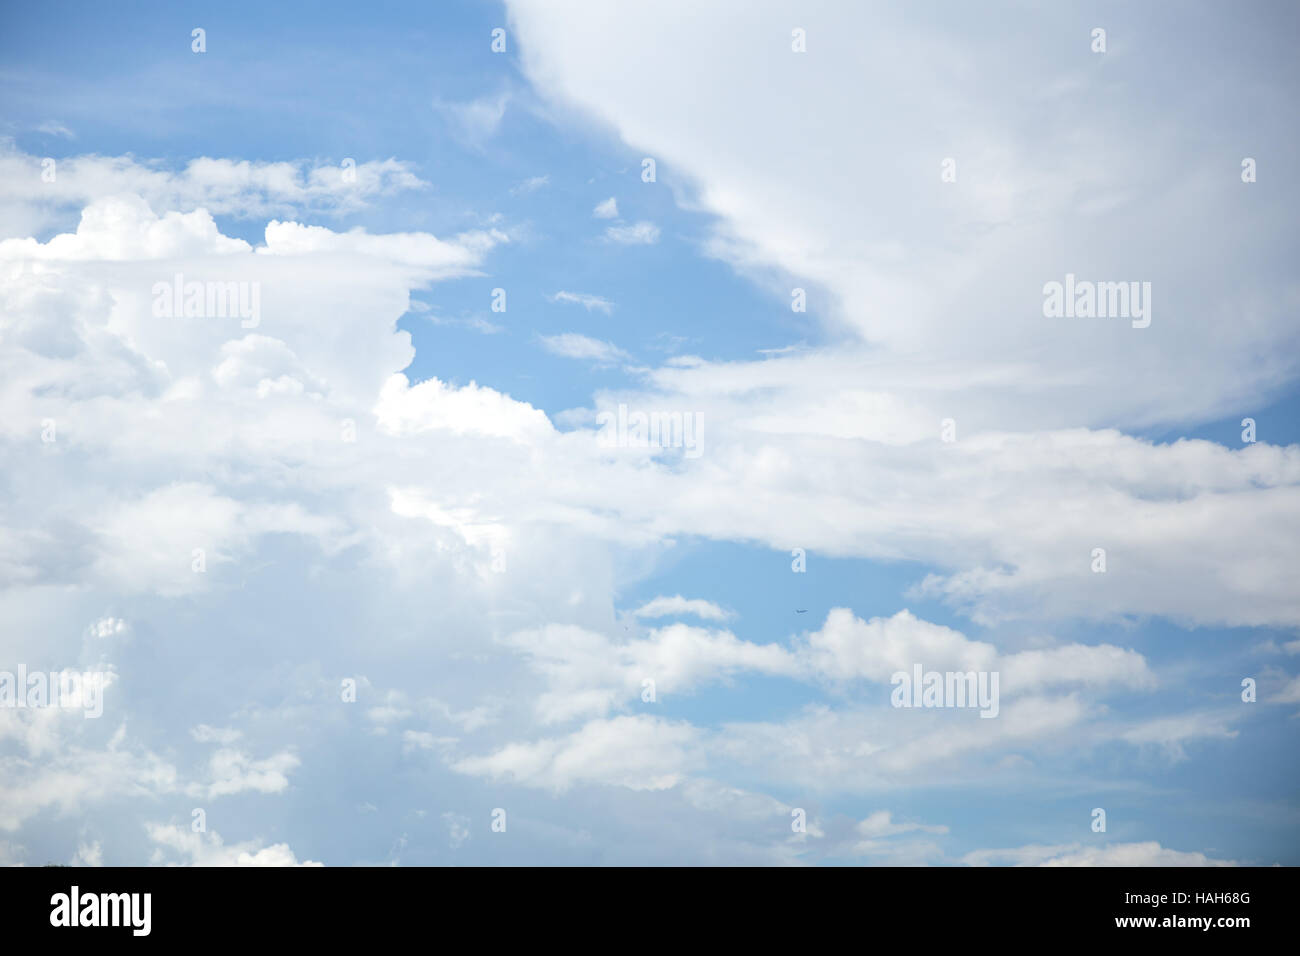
[549,290,614,314]
[848,811,949,861]
[402,731,457,755]
[1119,711,1241,761]
[88,617,128,640]
[501,621,798,723]
[539,332,629,365]
[69,841,103,866]
[0,736,178,832]
[0,193,250,260]
[442,812,472,849]
[261,219,508,275]
[592,197,618,218]
[451,715,700,793]
[146,824,322,866]
[632,595,733,622]
[510,175,549,195]
[505,0,1300,429]
[424,311,504,334]
[962,842,1240,867]
[0,145,426,232]
[855,810,948,839]
[433,92,511,145]
[0,109,1292,867]
[801,609,1151,695]
[191,748,300,799]
[35,121,75,139]
[375,373,553,442]
[190,725,242,745]
[479,606,1164,791]
[603,220,660,245]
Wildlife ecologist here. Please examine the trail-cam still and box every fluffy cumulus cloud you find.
[0,152,1287,865]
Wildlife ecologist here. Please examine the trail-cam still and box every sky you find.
[0,0,1297,867]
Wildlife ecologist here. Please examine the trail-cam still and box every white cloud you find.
[261,219,507,275]
[849,811,949,861]
[70,841,103,866]
[539,332,629,365]
[442,812,471,849]
[855,810,948,839]
[190,725,242,745]
[549,290,614,314]
[801,609,1151,695]
[1119,711,1241,760]
[510,175,549,195]
[88,617,128,640]
[192,748,300,798]
[433,92,511,145]
[451,715,700,793]
[0,145,426,233]
[402,731,457,755]
[632,595,733,622]
[603,221,659,245]
[36,121,75,139]
[147,824,322,866]
[593,197,618,218]
[375,373,553,442]
[962,841,1240,867]
[0,127,1291,867]
[0,737,178,832]
[503,621,797,723]
[506,0,1300,431]
[0,194,250,260]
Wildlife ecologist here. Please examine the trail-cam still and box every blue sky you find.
[0,0,1297,867]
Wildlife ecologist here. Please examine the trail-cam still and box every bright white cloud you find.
[632,595,733,621]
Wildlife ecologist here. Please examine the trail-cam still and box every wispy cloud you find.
[604,220,659,245]
[593,197,618,218]
[35,120,75,139]
[433,92,510,145]
[539,332,629,365]
[549,290,614,314]
[427,313,504,335]
[511,175,549,195]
